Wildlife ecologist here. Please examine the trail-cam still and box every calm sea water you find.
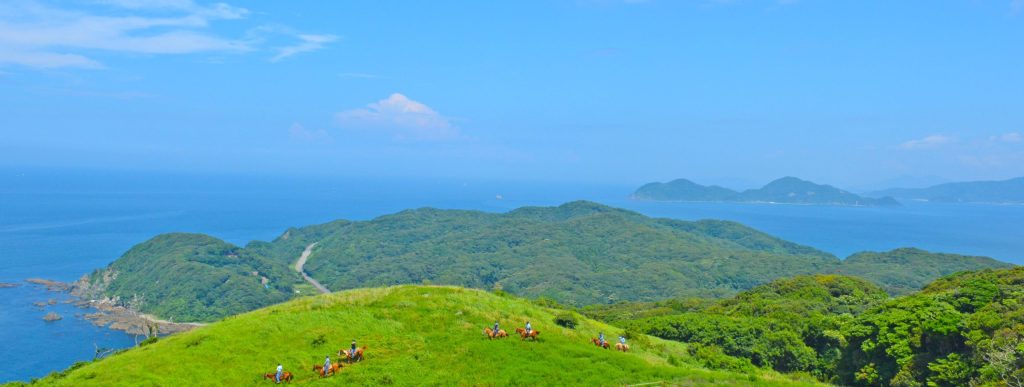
[1,170,1021,382]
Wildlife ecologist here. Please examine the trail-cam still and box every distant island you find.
[868,176,1024,203]
[633,176,901,207]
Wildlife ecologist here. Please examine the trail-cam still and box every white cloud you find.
[335,93,458,141]
[271,34,337,62]
[288,122,332,143]
[900,134,954,150]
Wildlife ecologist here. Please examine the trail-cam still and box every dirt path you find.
[295,242,330,294]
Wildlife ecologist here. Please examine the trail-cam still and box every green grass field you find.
[22,285,823,386]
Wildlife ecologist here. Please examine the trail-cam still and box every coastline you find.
[25,278,204,336]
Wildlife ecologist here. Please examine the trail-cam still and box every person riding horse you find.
[348,340,357,360]
[322,355,331,377]
[525,321,532,335]
[492,321,500,338]
[598,332,606,347]
[275,363,283,383]
[619,335,626,346]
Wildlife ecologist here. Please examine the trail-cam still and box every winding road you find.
[294,242,330,294]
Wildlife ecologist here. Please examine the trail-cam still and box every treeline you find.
[607,270,1024,386]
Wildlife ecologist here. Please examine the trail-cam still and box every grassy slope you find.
[29,286,821,386]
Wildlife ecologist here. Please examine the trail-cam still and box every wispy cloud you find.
[0,1,336,69]
[1012,0,1024,15]
[991,132,1022,143]
[288,122,332,143]
[900,134,954,150]
[271,34,337,62]
[335,93,458,141]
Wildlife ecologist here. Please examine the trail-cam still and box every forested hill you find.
[634,177,901,206]
[78,201,1011,322]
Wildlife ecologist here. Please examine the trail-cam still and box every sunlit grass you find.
[29,286,824,386]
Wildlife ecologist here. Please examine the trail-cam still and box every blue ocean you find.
[1,169,1021,382]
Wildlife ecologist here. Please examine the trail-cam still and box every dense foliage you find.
[634,177,901,206]
[20,286,821,386]
[838,248,1009,295]
[82,201,1010,323]
[617,269,1024,386]
[620,275,888,380]
[837,267,1024,386]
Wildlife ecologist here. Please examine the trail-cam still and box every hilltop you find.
[634,177,901,207]
[869,176,1024,203]
[75,201,1011,324]
[19,286,820,386]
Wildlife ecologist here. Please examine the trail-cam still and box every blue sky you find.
[1,0,1022,189]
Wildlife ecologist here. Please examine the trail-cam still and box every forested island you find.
[869,176,1024,203]
[633,177,901,206]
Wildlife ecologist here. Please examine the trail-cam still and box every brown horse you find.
[264,371,293,383]
[615,342,630,352]
[484,327,509,339]
[515,327,540,340]
[312,363,341,377]
[591,337,610,349]
[339,345,367,362]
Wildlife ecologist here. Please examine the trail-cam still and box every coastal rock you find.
[0,282,20,288]
[33,301,47,307]
[43,312,62,322]
[25,278,72,292]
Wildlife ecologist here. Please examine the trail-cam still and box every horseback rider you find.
[322,355,331,376]
[599,332,606,347]
[349,340,357,359]
[619,335,626,346]
[275,363,283,383]
[525,321,532,335]
[493,321,500,337]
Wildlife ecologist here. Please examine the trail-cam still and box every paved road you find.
[294,242,330,294]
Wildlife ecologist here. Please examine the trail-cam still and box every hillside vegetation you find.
[78,201,1011,322]
[20,286,821,386]
[603,268,1024,386]
[634,177,900,206]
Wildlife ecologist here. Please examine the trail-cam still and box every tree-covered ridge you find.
[302,201,840,305]
[634,176,901,206]
[837,248,1012,295]
[80,201,1011,323]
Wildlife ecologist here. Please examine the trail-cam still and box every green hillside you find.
[836,248,1012,295]
[75,202,1012,323]
[20,286,821,386]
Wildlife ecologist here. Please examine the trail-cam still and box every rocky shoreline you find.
[25,277,203,336]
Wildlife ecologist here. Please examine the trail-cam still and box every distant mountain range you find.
[633,177,901,207]
[868,176,1024,203]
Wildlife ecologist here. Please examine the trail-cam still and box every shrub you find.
[554,312,578,329]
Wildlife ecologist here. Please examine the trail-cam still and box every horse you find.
[615,342,630,352]
[312,363,340,377]
[484,327,508,339]
[263,371,293,383]
[591,337,610,349]
[339,345,367,362]
[516,327,539,340]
